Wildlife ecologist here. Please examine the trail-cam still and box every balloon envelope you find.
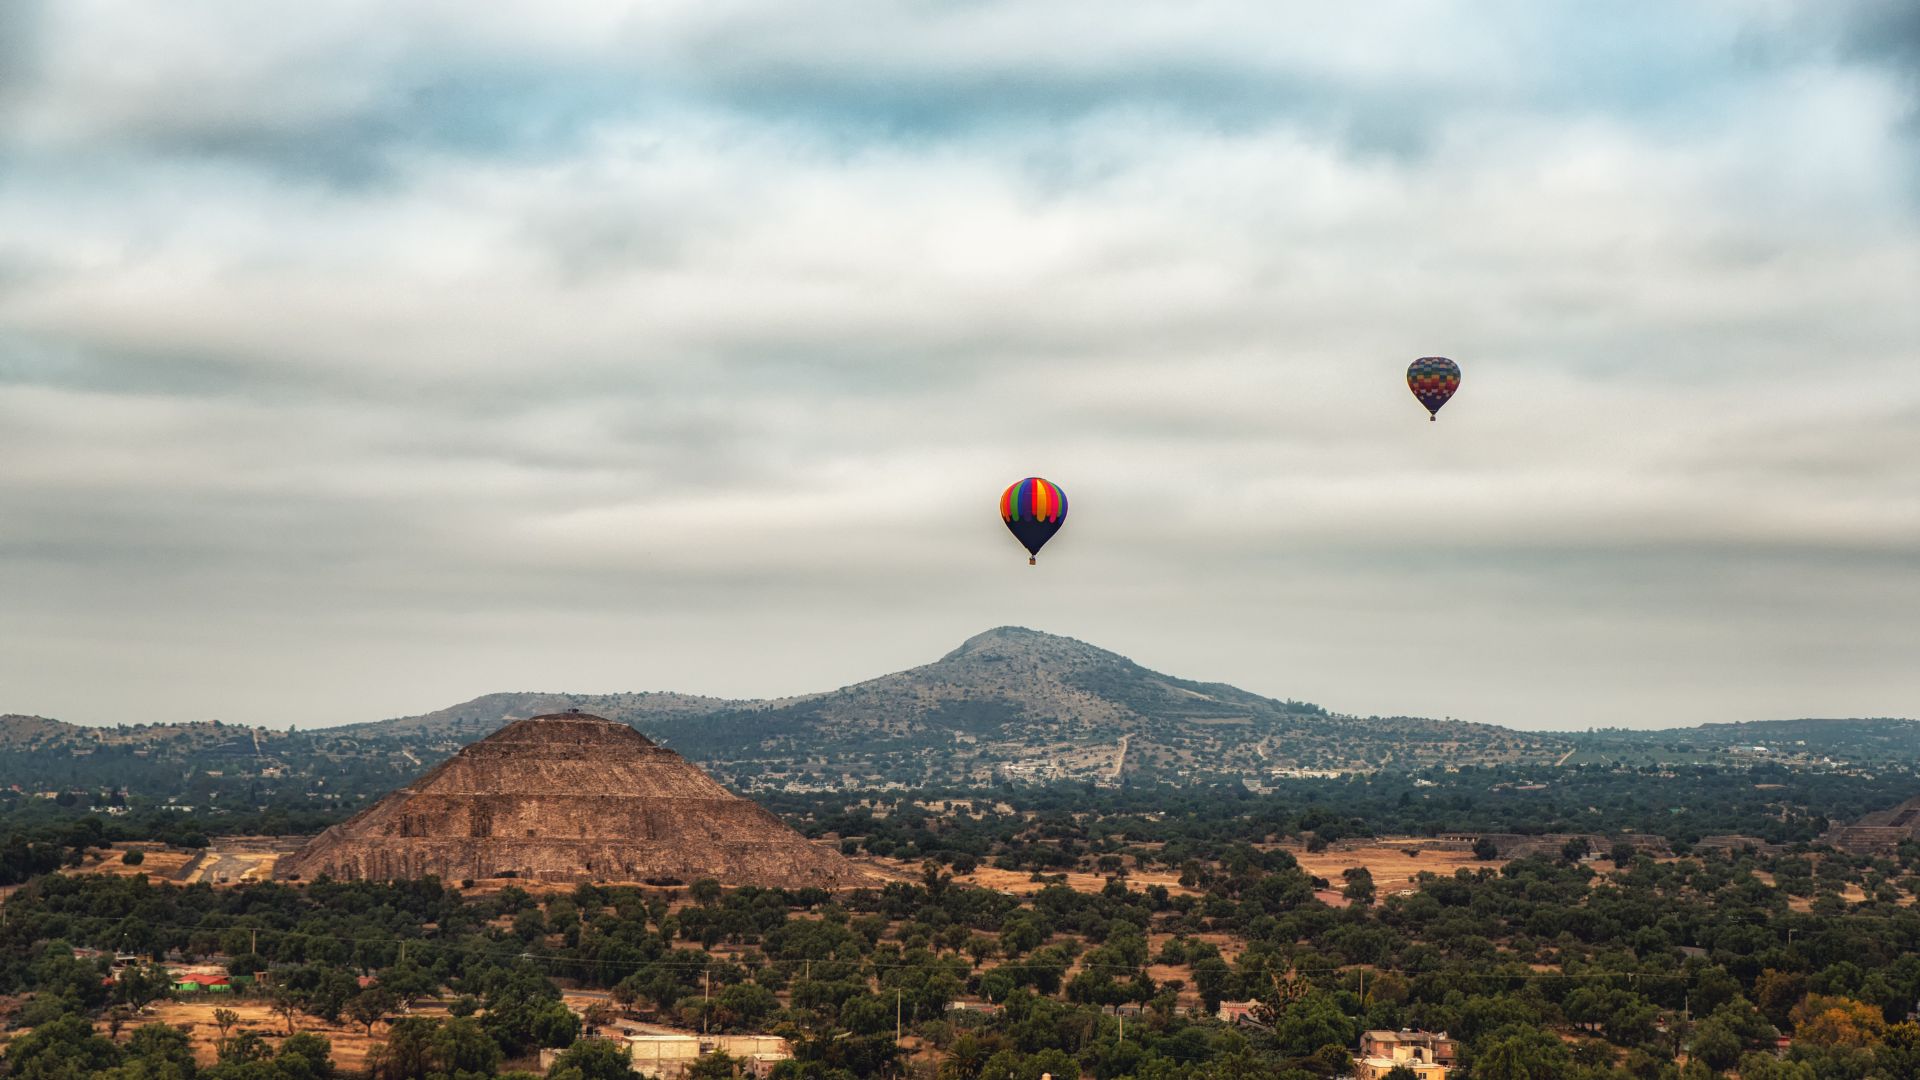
[1000,477,1067,561]
[1407,356,1462,419]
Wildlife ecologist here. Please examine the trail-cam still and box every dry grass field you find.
[862,839,1499,903]
[966,866,1198,897]
[101,1000,386,1072]
[1287,841,1500,891]
[69,845,200,882]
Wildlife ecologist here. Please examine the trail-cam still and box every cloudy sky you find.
[2,2,1916,732]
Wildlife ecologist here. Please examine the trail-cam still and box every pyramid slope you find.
[278,713,868,888]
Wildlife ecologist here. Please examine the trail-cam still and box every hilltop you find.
[618,627,1563,786]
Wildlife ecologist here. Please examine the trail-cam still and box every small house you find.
[173,973,233,994]
[1216,1000,1261,1024]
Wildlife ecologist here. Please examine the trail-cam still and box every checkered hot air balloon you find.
[1407,356,1462,420]
[999,477,1067,565]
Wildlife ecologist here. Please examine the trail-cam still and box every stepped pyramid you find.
[277,712,869,887]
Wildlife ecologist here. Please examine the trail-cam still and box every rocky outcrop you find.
[277,712,868,887]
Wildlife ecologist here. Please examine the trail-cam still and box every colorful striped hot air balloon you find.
[1407,356,1462,420]
[1000,477,1067,565]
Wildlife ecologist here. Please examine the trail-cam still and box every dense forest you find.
[5,761,1920,1078]
[10,835,1920,1077]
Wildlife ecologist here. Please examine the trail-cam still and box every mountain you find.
[0,714,81,749]
[17,628,1911,797]
[325,690,755,742]
[0,714,287,756]
[635,627,1566,786]
[309,627,1564,787]
[1568,718,1920,767]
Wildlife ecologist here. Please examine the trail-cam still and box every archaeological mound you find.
[277,712,868,888]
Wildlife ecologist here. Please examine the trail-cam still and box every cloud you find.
[0,3,1916,730]
[1847,0,1920,75]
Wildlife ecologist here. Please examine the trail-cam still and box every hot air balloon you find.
[1407,356,1461,420]
[1000,477,1067,565]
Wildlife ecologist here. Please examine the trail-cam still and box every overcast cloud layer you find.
[2,2,1917,732]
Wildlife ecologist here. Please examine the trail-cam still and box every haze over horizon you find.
[3,3,1917,733]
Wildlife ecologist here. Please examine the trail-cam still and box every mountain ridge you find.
[9,628,1918,790]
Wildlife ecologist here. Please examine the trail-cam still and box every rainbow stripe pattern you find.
[1000,477,1068,562]
[1407,356,1462,419]
[1000,477,1067,524]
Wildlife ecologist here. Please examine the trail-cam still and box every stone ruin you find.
[1823,794,1920,855]
[277,711,870,888]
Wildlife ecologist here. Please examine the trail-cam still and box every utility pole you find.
[251,929,258,955]
[1356,969,1365,1055]
[895,988,902,1044]
[704,969,712,1036]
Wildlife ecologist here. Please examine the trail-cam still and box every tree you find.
[118,963,173,1013]
[686,1051,740,1079]
[1878,1021,1920,1079]
[1472,1028,1573,1080]
[212,1008,241,1041]
[1690,1017,1744,1071]
[105,1005,133,1041]
[119,1022,197,1077]
[220,1030,275,1066]
[1,1014,126,1077]
[270,986,304,1036]
[1342,867,1376,907]
[369,1018,436,1080]
[546,1037,639,1080]
[1791,994,1886,1048]
[1271,993,1354,1059]
[347,987,398,1035]
[1192,956,1234,1012]
[1755,969,1807,1029]
[278,1031,338,1078]
[714,982,778,1031]
[1736,1052,1820,1080]
[370,1017,501,1080]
